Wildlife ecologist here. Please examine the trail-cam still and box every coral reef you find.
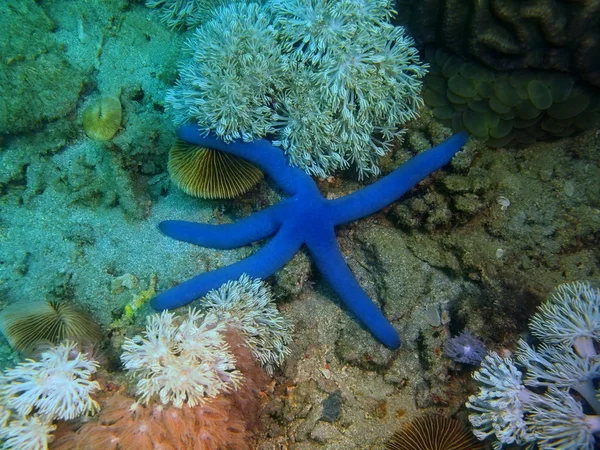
[421,47,600,147]
[0,300,101,352]
[0,0,86,135]
[467,281,600,449]
[397,0,600,88]
[120,308,243,408]
[167,0,427,177]
[386,117,600,319]
[168,139,263,199]
[55,308,271,449]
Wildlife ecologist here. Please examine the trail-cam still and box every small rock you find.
[310,422,343,443]
[111,273,139,294]
[320,390,342,423]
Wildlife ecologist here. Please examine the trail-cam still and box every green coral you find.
[422,47,600,147]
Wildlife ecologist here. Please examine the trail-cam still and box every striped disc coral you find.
[0,300,102,352]
[386,415,483,450]
[168,138,263,199]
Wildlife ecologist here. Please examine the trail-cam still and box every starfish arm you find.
[306,228,401,349]
[158,202,286,249]
[151,224,302,310]
[178,124,312,196]
[331,132,468,225]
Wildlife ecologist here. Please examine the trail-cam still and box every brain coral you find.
[397,0,600,88]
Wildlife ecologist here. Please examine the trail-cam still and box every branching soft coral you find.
[145,0,226,29]
[120,309,243,408]
[467,281,600,449]
[0,341,100,421]
[167,0,427,178]
[54,318,270,450]
[0,342,100,450]
[201,275,293,373]
[0,414,57,450]
[167,2,282,141]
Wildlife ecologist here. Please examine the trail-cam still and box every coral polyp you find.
[167,0,428,177]
[386,415,484,450]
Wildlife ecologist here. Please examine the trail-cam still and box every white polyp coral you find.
[529,281,600,355]
[271,0,426,177]
[0,341,100,421]
[167,0,427,178]
[167,2,282,142]
[467,281,600,449]
[0,414,56,450]
[528,387,600,449]
[465,352,532,448]
[121,309,243,408]
[517,340,600,390]
[145,0,226,29]
[201,274,293,373]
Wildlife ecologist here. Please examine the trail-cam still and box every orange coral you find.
[53,393,249,450]
[52,328,270,450]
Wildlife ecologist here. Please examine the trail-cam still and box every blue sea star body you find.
[152,124,468,348]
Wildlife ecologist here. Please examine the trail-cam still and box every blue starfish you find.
[152,124,468,348]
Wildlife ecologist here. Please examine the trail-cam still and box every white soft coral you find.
[468,281,600,449]
[466,352,533,448]
[121,309,243,408]
[202,274,293,373]
[0,341,100,421]
[0,414,56,450]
